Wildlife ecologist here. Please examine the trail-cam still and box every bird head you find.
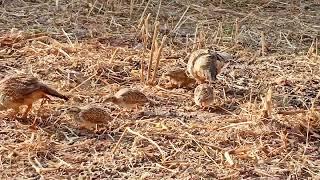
[66,106,81,115]
[103,96,118,103]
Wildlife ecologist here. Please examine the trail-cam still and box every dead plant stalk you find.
[147,21,160,81]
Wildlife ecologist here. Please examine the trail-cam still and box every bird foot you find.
[29,124,38,131]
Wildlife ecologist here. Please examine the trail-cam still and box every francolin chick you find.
[194,84,215,108]
[163,68,196,88]
[104,88,150,111]
[67,105,112,131]
[0,74,69,119]
[187,49,229,84]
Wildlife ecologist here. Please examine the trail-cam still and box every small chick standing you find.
[67,106,112,131]
[163,68,196,88]
[104,88,150,111]
[0,74,69,119]
[194,84,215,108]
[187,49,228,84]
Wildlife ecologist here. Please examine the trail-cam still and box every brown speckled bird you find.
[104,88,151,111]
[67,105,112,131]
[0,74,69,119]
[163,68,196,88]
[187,49,228,84]
[194,84,214,108]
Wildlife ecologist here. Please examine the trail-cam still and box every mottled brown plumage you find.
[104,88,150,110]
[0,74,69,118]
[163,68,196,88]
[194,84,214,108]
[67,106,112,130]
[187,49,228,84]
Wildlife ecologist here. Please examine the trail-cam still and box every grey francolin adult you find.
[187,49,230,84]
[0,74,69,119]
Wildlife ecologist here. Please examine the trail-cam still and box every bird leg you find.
[22,104,32,119]
[29,118,38,130]
[200,102,207,111]
[9,108,19,119]
[41,96,52,107]
[94,124,100,134]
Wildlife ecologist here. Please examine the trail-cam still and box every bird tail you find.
[40,84,69,101]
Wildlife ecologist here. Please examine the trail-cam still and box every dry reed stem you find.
[261,88,273,118]
[277,108,320,115]
[146,21,160,82]
[214,22,223,44]
[316,38,318,59]
[137,0,151,29]
[151,35,167,83]
[111,128,127,155]
[110,48,119,63]
[224,151,234,166]
[307,38,315,57]
[192,24,199,51]
[61,28,74,48]
[155,163,177,173]
[260,31,267,56]
[129,0,134,19]
[143,13,151,50]
[68,73,97,93]
[185,132,221,168]
[87,0,97,17]
[126,127,166,161]
[171,5,190,34]
[155,0,162,22]
[140,58,145,83]
[216,121,254,131]
[234,18,239,43]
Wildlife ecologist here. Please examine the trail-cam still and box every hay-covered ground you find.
[1,0,320,179]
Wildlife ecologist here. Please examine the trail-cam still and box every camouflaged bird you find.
[163,68,196,88]
[67,105,112,130]
[187,49,229,84]
[104,88,151,110]
[194,84,214,108]
[0,74,69,118]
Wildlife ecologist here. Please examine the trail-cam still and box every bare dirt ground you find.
[0,0,320,179]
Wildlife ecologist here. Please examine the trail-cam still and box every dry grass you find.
[1,0,320,179]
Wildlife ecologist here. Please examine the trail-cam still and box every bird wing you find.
[0,75,42,100]
[187,49,210,78]
[193,55,218,82]
[80,107,111,124]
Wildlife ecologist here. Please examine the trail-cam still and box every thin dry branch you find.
[151,35,167,83]
[137,0,151,29]
[260,31,267,56]
[185,132,221,169]
[170,5,190,35]
[110,48,119,63]
[111,128,127,155]
[234,18,239,43]
[261,88,273,118]
[146,21,160,81]
[143,13,151,50]
[127,127,166,161]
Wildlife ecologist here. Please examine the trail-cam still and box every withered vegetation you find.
[0,0,320,179]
